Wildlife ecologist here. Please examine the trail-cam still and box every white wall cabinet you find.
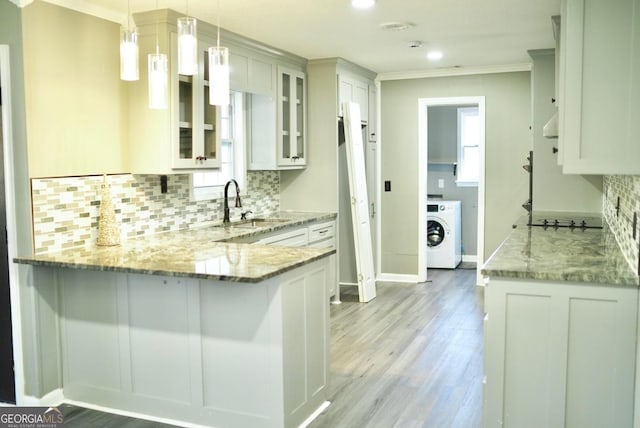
[338,74,369,121]
[368,84,377,141]
[559,0,640,174]
[278,67,307,168]
[246,67,307,170]
[229,48,276,96]
[128,10,221,174]
[484,278,638,428]
[173,37,222,169]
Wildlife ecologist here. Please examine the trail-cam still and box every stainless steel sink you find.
[214,218,289,229]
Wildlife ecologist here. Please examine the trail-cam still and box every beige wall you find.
[22,1,128,177]
[380,72,531,275]
[530,50,602,212]
[280,60,340,212]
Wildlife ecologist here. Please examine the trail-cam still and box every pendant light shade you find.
[208,46,229,106]
[148,52,168,109]
[177,16,197,75]
[120,0,138,81]
[120,27,139,80]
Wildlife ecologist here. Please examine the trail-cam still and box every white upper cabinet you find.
[129,9,307,174]
[173,38,221,169]
[368,84,377,141]
[277,66,307,168]
[229,48,276,96]
[128,10,221,174]
[247,66,307,171]
[560,0,640,174]
[338,74,369,121]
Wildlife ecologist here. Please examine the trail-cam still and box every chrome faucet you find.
[223,179,242,223]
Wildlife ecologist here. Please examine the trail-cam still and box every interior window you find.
[456,106,480,186]
[192,91,246,201]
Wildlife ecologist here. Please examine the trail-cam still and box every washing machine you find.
[427,200,462,269]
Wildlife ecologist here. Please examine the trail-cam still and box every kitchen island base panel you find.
[37,258,329,428]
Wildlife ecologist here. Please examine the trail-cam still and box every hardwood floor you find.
[309,267,484,428]
[59,268,484,428]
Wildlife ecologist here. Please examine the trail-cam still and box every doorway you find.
[0,46,16,404]
[418,97,485,286]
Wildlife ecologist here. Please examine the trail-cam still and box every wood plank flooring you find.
[59,268,484,428]
[309,268,483,428]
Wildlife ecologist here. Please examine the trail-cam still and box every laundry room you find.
[427,104,479,268]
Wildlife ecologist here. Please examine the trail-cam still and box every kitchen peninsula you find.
[15,212,336,428]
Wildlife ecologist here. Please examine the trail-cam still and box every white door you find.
[365,135,377,272]
[343,102,376,303]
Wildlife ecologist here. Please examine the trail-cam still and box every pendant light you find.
[120,0,139,81]
[208,0,229,106]
[148,1,168,109]
[177,0,197,75]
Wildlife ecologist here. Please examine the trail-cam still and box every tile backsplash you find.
[31,171,280,254]
[603,175,640,273]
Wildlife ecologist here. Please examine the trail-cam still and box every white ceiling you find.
[42,0,561,75]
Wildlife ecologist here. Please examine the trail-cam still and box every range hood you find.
[543,110,558,138]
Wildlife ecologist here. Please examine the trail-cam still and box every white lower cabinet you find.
[256,220,337,298]
[484,278,638,428]
[256,227,309,247]
[307,222,337,298]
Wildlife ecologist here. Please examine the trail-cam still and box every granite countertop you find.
[481,213,639,286]
[15,211,337,283]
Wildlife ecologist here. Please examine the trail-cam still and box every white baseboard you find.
[299,401,330,428]
[377,273,419,283]
[21,389,64,407]
[462,255,477,263]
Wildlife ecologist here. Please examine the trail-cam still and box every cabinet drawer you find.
[308,222,335,243]
[307,237,336,250]
[257,228,309,247]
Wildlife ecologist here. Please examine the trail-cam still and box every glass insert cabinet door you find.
[278,66,306,168]
[174,42,220,170]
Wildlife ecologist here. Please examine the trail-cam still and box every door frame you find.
[418,96,485,285]
[1,45,25,404]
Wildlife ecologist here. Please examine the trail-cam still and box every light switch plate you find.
[438,179,445,188]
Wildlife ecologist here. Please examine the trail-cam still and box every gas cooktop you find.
[528,213,603,230]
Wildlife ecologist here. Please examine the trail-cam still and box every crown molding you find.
[9,0,34,7]
[40,0,126,24]
[376,63,532,82]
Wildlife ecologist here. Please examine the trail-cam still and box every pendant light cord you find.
[127,0,131,30]
[155,0,160,55]
[216,0,221,48]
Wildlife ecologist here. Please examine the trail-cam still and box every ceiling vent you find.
[380,22,415,31]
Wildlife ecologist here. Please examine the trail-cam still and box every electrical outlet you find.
[438,179,445,189]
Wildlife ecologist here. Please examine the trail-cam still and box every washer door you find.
[427,219,447,248]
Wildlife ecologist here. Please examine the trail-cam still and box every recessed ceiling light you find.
[427,50,444,61]
[379,21,415,31]
[352,0,375,8]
